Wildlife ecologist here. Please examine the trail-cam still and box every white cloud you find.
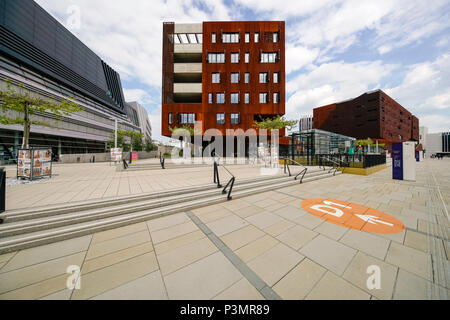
[286,44,319,74]
[286,60,397,117]
[420,114,450,133]
[36,0,231,88]
[123,89,155,105]
[385,54,450,112]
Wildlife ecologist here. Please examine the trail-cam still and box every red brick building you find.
[162,21,286,153]
[313,90,419,152]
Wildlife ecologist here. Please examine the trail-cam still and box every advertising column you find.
[392,142,403,180]
[402,141,416,181]
[392,142,416,181]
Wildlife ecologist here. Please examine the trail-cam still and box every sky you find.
[36,0,450,141]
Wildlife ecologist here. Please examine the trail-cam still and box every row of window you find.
[168,113,241,125]
[212,32,279,44]
[208,92,280,104]
[211,72,279,84]
[207,52,279,64]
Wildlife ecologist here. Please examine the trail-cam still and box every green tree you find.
[131,132,144,151]
[253,115,298,149]
[169,125,196,151]
[144,138,156,152]
[0,79,83,148]
[107,129,131,151]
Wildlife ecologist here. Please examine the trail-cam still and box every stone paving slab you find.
[1,158,449,299]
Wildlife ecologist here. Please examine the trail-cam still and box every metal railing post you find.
[0,167,5,223]
[222,176,235,200]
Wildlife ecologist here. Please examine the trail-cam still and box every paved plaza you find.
[0,158,449,300]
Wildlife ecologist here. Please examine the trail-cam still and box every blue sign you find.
[392,142,403,180]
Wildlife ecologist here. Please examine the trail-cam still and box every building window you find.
[245,33,250,43]
[259,72,269,83]
[273,92,279,104]
[212,73,220,83]
[231,113,240,124]
[245,93,250,104]
[178,113,196,124]
[273,32,279,43]
[216,113,225,124]
[244,73,250,84]
[273,72,279,83]
[231,93,239,104]
[208,53,225,63]
[208,93,213,104]
[216,93,225,104]
[259,93,269,104]
[231,73,240,83]
[212,33,216,43]
[255,32,259,43]
[222,33,239,43]
[231,52,240,63]
[245,52,250,63]
[168,113,173,124]
[260,52,278,63]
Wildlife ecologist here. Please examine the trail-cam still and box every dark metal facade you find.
[313,90,419,151]
[0,0,126,114]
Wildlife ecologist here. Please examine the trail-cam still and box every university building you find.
[161,21,286,155]
[0,0,150,163]
[313,89,419,152]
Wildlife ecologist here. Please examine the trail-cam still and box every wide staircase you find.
[0,162,342,253]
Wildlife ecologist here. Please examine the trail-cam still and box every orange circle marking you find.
[301,198,405,234]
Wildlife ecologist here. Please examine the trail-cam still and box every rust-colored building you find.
[161,21,286,153]
[313,90,419,152]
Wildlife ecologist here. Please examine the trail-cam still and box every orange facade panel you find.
[161,21,285,141]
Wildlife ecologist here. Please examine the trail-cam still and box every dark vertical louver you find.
[0,0,126,113]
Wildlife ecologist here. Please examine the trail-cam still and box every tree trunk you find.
[22,103,30,149]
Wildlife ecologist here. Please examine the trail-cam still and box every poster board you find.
[131,151,138,162]
[110,148,123,162]
[17,148,52,180]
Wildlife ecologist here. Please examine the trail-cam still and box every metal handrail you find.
[318,156,342,175]
[295,167,308,183]
[159,152,165,169]
[213,154,235,200]
[280,157,308,183]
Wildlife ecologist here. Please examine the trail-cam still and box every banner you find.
[18,149,52,180]
[131,151,138,162]
[110,148,123,162]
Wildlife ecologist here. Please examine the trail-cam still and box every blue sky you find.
[37,0,450,141]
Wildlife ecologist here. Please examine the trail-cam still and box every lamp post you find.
[114,118,118,149]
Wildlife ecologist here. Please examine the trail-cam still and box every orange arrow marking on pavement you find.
[301,198,405,234]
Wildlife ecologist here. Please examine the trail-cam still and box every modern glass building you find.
[282,129,356,165]
[0,0,149,163]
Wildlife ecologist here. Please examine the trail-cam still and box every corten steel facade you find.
[313,90,419,152]
[161,21,286,154]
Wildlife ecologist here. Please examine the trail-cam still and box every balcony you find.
[174,44,202,54]
[174,63,202,73]
[173,83,202,94]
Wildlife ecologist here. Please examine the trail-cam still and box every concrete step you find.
[0,170,341,254]
[0,170,328,236]
[4,167,324,222]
